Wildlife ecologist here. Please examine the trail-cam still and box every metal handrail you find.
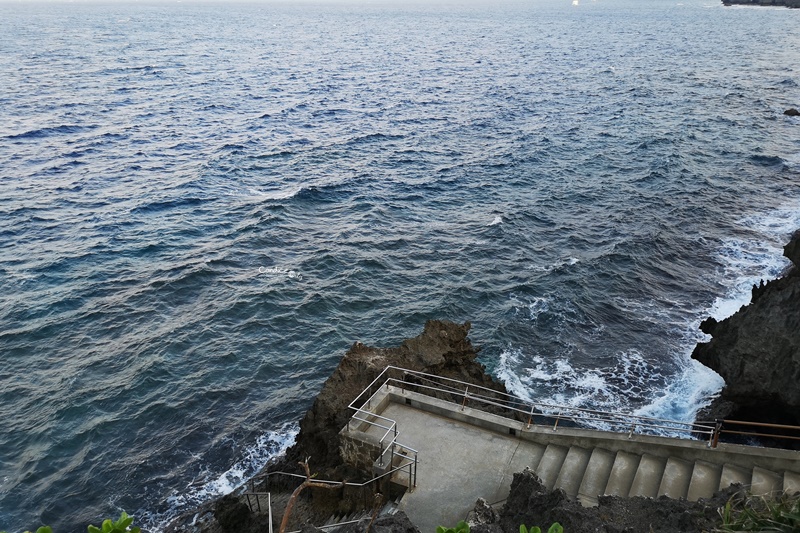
[697,418,800,447]
[349,366,717,444]
[399,368,711,432]
[288,517,367,533]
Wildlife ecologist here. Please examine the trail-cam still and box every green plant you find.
[520,523,564,533]
[87,512,140,533]
[716,492,800,532]
[436,520,469,533]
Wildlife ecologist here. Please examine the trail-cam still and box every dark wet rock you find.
[698,317,718,335]
[470,498,501,527]
[500,468,602,533]
[692,231,800,431]
[489,469,742,533]
[354,512,421,533]
[213,495,251,532]
[785,108,800,116]
[784,229,800,267]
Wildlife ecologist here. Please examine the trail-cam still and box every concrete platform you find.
[366,402,542,532]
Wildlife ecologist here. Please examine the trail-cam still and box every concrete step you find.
[719,463,751,490]
[604,450,641,497]
[751,466,782,496]
[784,470,800,495]
[535,444,569,489]
[687,461,722,502]
[578,447,615,507]
[554,446,592,499]
[658,457,693,499]
[525,443,548,472]
[629,454,667,498]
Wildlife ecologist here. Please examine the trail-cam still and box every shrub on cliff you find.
[717,491,800,532]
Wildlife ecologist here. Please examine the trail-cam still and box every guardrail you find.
[349,366,721,445]
[703,418,800,448]
[245,456,416,511]
[345,377,421,489]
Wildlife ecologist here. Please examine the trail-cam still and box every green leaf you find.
[129,528,141,533]
[101,519,114,533]
[520,525,528,533]
[529,528,541,533]
[436,527,447,533]
[88,526,102,533]
[116,514,133,531]
[547,524,563,533]
[35,527,53,533]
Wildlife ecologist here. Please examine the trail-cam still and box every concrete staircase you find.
[519,443,800,506]
[320,510,372,531]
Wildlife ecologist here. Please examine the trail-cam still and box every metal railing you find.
[349,366,721,445]
[245,457,416,511]
[703,418,800,448]
[345,379,420,488]
[243,492,272,533]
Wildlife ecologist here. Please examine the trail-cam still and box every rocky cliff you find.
[283,319,507,473]
[692,231,800,429]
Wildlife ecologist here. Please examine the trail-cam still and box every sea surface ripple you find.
[1,0,799,531]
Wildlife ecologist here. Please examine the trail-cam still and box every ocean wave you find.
[139,423,298,533]
[5,124,96,140]
[130,197,213,215]
[497,347,723,436]
[748,154,785,167]
[708,202,799,321]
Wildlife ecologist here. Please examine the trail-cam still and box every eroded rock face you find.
[500,469,602,533]
[692,231,800,427]
[490,469,739,533]
[284,320,507,471]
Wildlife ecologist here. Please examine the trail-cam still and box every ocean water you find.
[1,0,799,530]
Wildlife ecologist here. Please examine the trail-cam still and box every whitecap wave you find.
[139,423,298,533]
[497,347,723,436]
[247,186,304,201]
[709,202,799,321]
[488,215,503,226]
[528,256,580,273]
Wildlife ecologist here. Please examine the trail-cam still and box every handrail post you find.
[711,419,723,448]
[413,452,418,488]
[527,404,535,429]
[268,493,273,533]
[553,413,560,431]
[628,422,636,439]
[461,387,469,411]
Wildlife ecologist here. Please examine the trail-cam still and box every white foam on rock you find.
[140,422,298,533]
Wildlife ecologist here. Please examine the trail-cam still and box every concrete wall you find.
[339,429,383,474]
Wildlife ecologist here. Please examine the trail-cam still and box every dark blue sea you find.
[1,0,799,530]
